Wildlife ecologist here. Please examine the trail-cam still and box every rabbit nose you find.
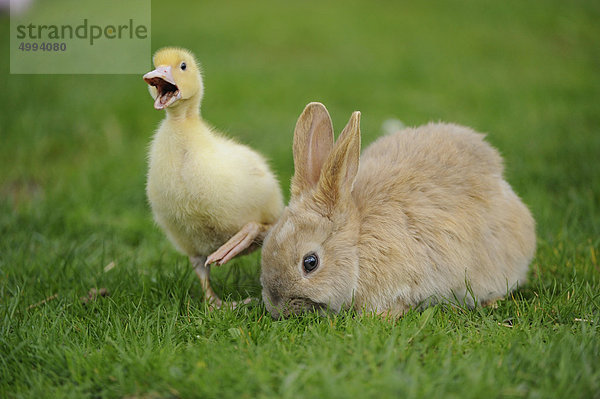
[265,286,281,304]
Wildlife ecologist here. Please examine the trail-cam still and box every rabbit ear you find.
[315,111,361,212]
[291,102,335,197]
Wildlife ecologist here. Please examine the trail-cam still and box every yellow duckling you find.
[143,47,284,307]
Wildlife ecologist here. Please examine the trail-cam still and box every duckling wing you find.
[181,137,283,233]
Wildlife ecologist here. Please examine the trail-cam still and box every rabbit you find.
[260,102,536,318]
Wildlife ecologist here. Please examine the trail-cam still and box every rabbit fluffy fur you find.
[260,102,536,318]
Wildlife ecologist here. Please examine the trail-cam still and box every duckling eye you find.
[302,253,319,273]
[180,62,186,71]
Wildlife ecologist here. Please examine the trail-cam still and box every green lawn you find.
[1,0,599,398]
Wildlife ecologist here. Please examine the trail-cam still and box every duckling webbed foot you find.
[205,222,269,266]
[222,297,255,309]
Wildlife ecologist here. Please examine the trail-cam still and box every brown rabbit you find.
[260,102,536,318]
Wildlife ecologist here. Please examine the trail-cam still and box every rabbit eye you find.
[302,253,319,273]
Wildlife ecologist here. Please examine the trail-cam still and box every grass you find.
[1,0,599,397]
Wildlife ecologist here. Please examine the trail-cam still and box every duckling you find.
[143,47,284,307]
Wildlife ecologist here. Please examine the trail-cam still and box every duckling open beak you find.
[143,66,182,110]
